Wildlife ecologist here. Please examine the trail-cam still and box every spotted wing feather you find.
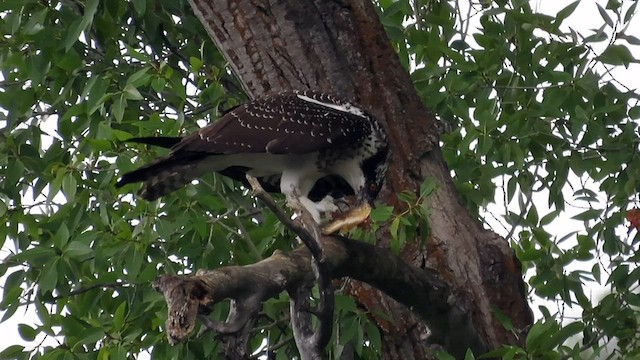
[116,90,376,200]
[172,90,372,155]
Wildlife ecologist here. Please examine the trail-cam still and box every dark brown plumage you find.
[116,90,388,221]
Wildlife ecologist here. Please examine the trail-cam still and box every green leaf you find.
[126,68,151,87]
[113,302,127,331]
[397,190,416,204]
[596,3,614,27]
[390,217,400,240]
[577,235,596,252]
[450,40,469,51]
[86,76,110,115]
[123,43,150,62]
[480,346,525,359]
[419,177,437,198]
[464,349,475,360]
[365,321,381,354]
[123,84,143,101]
[584,25,609,43]
[555,1,580,26]
[609,264,629,287]
[571,209,601,221]
[527,206,539,226]
[5,159,24,194]
[592,263,601,283]
[190,56,204,72]
[335,294,357,312]
[64,0,99,51]
[39,260,59,293]
[11,248,56,265]
[369,206,394,223]
[619,34,640,46]
[624,178,636,195]
[63,19,83,52]
[339,316,359,345]
[0,345,24,360]
[598,44,635,67]
[605,0,621,10]
[18,324,37,342]
[492,306,515,332]
[434,351,456,360]
[112,93,126,122]
[6,6,22,35]
[23,8,48,35]
[539,210,559,226]
[35,301,50,329]
[74,327,105,348]
[551,321,584,347]
[151,77,166,93]
[64,241,93,259]
[624,1,638,23]
[54,223,70,249]
[62,173,77,202]
[56,51,83,72]
[0,198,7,218]
[525,319,556,350]
[132,0,146,15]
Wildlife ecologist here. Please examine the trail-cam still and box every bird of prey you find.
[116,90,388,223]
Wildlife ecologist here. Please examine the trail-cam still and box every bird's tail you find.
[116,154,208,200]
[117,137,207,200]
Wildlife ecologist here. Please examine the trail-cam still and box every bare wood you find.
[154,234,488,352]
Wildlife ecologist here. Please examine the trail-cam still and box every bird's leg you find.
[294,195,323,223]
[280,170,339,223]
[294,195,341,223]
[330,195,353,213]
[315,195,339,214]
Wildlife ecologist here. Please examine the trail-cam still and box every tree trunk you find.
[186,0,533,357]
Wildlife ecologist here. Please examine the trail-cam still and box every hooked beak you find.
[357,186,376,207]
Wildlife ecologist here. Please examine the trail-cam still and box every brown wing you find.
[171,90,372,155]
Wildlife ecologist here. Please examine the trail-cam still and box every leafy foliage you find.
[1,0,639,359]
[0,0,275,359]
[377,0,640,357]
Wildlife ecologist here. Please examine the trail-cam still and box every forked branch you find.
[246,175,334,359]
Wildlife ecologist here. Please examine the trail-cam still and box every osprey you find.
[116,90,388,222]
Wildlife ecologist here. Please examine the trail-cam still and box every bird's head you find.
[358,146,389,206]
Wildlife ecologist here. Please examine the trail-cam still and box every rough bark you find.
[154,235,487,352]
[185,0,533,358]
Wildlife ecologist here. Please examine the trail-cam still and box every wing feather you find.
[171,90,372,155]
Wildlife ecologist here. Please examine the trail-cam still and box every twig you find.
[52,282,130,300]
[14,282,132,307]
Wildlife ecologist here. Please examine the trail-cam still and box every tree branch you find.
[153,234,489,355]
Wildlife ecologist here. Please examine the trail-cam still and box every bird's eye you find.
[369,183,378,192]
